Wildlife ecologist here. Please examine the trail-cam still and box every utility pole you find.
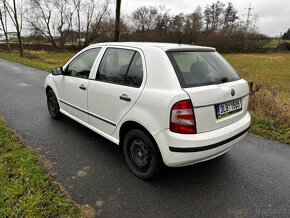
[115,0,121,42]
[243,3,253,50]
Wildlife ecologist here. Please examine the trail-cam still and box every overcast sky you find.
[120,0,290,37]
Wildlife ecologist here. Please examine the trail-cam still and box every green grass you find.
[223,53,290,102]
[250,111,289,143]
[0,50,289,143]
[0,50,74,72]
[0,116,80,217]
[264,39,290,47]
[223,53,290,144]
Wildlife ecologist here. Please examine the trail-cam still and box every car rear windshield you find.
[167,51,241,88]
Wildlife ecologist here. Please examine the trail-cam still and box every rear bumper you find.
[153,112,251,167]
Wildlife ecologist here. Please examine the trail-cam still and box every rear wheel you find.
[46,89,61,119]
[123,129,161,180]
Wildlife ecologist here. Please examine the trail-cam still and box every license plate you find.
[216,99,242,119]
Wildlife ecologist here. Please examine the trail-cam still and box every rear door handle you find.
[79,84,86,90]
[119,94,131,102]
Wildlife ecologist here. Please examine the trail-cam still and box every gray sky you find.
[121,0,290,37]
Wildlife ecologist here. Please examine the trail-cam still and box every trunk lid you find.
[184,79,249,133]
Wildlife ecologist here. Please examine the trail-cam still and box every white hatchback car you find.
[45,42,251,179]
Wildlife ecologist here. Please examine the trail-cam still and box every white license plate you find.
[216,99,242,119]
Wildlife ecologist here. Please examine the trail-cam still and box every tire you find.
[123,129,162,180]
[46,89,61,119]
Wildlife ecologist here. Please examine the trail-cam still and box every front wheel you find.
[46,89,61,119]
[123,129,162,180]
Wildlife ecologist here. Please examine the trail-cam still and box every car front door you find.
[56,48,101,123]
[88,47,145,135]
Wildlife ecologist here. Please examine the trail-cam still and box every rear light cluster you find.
[170,100,196,134]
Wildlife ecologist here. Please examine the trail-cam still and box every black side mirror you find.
[52,67,63,76]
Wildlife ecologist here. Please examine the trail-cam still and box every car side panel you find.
[112,89,189,140]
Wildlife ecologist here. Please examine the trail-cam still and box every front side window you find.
[167,51,241,88]
[66,48,101,79]
[96,48,143,87]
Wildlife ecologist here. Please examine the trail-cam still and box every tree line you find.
[0,0,269,56]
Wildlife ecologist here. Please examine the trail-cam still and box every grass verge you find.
[0,116,80,217]
[0,50,74,72]
[0,50,289,144]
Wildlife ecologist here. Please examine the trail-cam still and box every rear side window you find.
[96,48,143,87]
[167,51,240,88]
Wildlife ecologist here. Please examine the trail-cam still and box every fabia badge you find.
[231,88,235,96]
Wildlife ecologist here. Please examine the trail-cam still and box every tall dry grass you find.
[249,85,289,130]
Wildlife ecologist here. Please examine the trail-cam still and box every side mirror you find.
[52,67,63,76]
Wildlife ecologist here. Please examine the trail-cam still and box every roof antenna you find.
[178,32,187,46]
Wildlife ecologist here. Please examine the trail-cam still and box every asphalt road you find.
[0,58,289,217]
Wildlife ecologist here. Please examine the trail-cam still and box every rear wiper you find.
[221,77,229,83]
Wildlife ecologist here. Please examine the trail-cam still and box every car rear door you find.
[55,48,102,123]
[87,47,145,135]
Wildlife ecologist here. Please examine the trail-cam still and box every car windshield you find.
[167,51,241,88]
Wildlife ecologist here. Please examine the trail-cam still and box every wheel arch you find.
[45,85,53,94]
[119,120,164,165]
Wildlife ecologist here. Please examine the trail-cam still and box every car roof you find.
[91,42,216,52]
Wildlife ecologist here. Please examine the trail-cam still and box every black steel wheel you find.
[123,129,162,179]
[46,89,61,119]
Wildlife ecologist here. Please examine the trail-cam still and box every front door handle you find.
[79,84,86,90]
[119,94,131,102]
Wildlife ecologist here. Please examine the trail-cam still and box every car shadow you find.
[50,115,233,184]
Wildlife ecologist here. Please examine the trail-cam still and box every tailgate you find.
[184,79,249,133]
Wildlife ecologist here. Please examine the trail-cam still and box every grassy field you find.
[223,53,290,143]
[0,50,289,143]
[0,116,80,216]
[264,39,290,47]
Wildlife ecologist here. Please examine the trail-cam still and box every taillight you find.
[170,100,196,134]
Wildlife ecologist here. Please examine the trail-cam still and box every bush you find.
[276,42,290,51]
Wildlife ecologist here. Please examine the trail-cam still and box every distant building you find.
[0,32,18,41]
[77,38,86,43]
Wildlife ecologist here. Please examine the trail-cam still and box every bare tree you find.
[54,0,74,47]
[0,1,11,52]
[169,13,186,43]
[73,0,82,45]
[28,0,74,48]
[185,6,203,33]
[184,6,203,43]
[223,2,239,35]
[2,0,26,57]
[155,5,171,33]
[211,1,225,31]
[132,6,158,32]
[204,1,225,32]
[82,0,109,46]
[28,0,56,47]
[70,0,110,46]
[204,6,211,32]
